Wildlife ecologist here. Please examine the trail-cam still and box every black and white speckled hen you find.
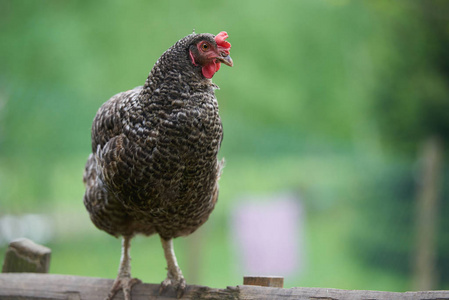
[82,31,232,299]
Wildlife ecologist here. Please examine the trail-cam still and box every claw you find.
[159,277,169,294]
[177,279,186,299]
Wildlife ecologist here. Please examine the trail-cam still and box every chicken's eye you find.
[201,43,209,51]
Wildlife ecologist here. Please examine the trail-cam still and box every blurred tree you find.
[354,0,449,290]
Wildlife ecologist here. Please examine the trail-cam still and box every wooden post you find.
[413,136,443,290]
[243,276,284,288]
[2,238,51,273]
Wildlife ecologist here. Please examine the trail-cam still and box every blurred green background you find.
[1,0,449,292]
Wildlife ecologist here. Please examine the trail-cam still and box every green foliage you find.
[351,159,416,274]
[370,1,449,150]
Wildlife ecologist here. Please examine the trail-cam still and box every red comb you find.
[215,31,231,52]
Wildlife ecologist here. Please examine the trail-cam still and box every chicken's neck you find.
[139,50,215,104]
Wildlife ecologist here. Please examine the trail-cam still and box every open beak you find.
[217,53,233,67]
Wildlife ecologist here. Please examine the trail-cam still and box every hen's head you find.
[188,31,233,79]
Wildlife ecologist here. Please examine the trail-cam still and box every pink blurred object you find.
[231,193,304,277]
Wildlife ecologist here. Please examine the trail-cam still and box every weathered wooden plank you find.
[0,273,235,300]
[0,273,449,300]
[1,238,51,273]
[243,276,284,288]
[238,285,449,300]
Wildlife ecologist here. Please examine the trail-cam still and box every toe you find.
[123,278,141,300]
[159,277,186,298]
[176,283,186,298]
[159,278,171,294]
[176,278,186,298]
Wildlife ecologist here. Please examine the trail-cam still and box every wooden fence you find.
[1,238,449,300]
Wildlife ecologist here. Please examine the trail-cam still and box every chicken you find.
[82,31,232,299]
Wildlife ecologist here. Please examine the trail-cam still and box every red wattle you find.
[202,61,221,79]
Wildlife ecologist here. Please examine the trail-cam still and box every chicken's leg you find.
[106,236,141,300]
[159,237,186,298]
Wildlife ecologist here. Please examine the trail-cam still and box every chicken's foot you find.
[159,237,186,298]
[106,236,141,300]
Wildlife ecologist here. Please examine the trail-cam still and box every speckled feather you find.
[83,33,224,240]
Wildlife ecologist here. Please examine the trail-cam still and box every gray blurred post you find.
[2,238,51,273]
[413,136,443,290]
